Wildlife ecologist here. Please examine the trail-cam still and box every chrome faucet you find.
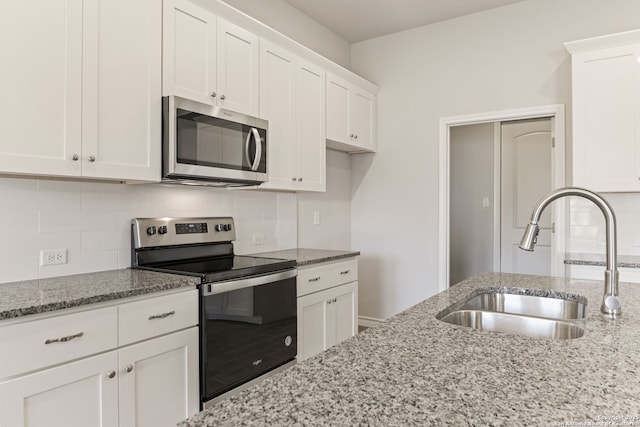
[519,187,621,318]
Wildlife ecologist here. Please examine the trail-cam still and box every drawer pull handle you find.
[308,277,321,282]
[340,270,351,275]
[148,310,175,320]
[44,332,84,345]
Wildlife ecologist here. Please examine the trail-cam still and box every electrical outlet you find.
[41,249,67,266]
[252,234,264,245]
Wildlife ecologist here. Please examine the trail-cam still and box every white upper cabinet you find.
[259,41,325,192]
[163,0,259,117]
[83,0,162,182]
[259,41,298,190]
[566,30,640,192]
[0,0,161,182]
[0,0,83,177]
[216,19,259,116]
[326,73,376,153]
[162,0,217,105]
[296,60,326,191]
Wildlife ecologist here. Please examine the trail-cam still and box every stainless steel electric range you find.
[131,217,297,407]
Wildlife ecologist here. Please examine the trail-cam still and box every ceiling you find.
[283,0,527,43]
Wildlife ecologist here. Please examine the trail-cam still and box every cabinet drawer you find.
[0,306,118,379]
[297,259,358,297]
[118,290,198,346]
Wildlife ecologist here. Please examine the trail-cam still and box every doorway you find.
[438,105,566,291]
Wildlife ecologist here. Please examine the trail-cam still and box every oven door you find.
[163,96,268,184]
[200,269,297,404]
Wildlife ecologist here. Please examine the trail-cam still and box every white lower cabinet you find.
[296,259,358,361]
[0,351,119,427]
[0,290,199,427]
[118,328,199,427]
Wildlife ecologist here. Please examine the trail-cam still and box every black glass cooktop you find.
[141,255,296,283]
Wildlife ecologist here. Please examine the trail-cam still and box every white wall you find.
[298,149,352,250]
[217,0,351,68]
[350,0,640,320]
[0,178,296,283]
[449,123,495,286]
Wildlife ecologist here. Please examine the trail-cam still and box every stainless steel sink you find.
[439,310,585,340]
[436,291,587,340]
[459,292,586,320]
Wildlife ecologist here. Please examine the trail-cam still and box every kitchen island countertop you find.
[179,272,640,426]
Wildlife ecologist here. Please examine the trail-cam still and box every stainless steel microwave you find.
[162,96,268,186]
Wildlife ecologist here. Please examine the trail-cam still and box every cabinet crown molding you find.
[564,29,640,54]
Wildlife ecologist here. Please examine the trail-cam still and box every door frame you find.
[438,105,566,292]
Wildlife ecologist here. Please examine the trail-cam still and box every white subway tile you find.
[81,182,148,211]
[38,232,82,252]
[0,233,40,259]
[0,258,39,283]
[81,230,122,251]
[37,180,82,211]
[0,210,38,233]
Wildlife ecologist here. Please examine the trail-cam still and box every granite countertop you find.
[179,272,640,426]
[248,248,360,266]
[0,269,200,320]
[565,252,640,269]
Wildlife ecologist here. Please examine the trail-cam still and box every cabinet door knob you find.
[220,94,226,100]
[107,371,116,379]
[71,154,80,161]
[88,155,96,162]
[354,135,358,139]
[298,177,303,182]
[211,92,217,98]
[292,177,297,181]
[125,364,133,373]
[350,134,354,138]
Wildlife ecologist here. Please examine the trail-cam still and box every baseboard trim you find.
[358,315,383,328]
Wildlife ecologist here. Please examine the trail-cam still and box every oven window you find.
[201,275,296,400]
[176,109,266,173]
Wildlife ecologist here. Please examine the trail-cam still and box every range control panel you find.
[132,217,235,249]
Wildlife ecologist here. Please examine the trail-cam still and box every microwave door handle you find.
[249,127,262,171]
[245,130,253,168]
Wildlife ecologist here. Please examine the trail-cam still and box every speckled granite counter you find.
[249,248,360,266]
[179,272,640,426]
[0,269,200,320]
[566,252,640,269]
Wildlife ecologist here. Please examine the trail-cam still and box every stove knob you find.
[215,224,224,232]
[158,225,168,235]
[146,226,157,236]
[223,224,232,232]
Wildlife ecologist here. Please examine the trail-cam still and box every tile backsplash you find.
[0,177,297,283]
[568,192,640,256]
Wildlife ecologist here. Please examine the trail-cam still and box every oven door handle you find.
[202,269,297,296]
